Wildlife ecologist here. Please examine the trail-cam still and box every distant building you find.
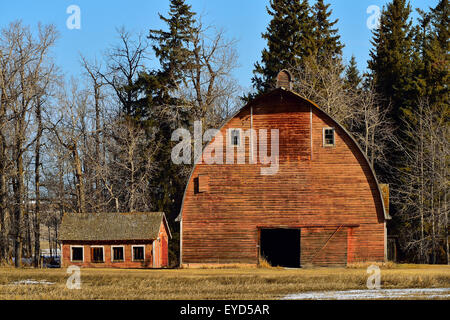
[60,212,170,268]
[176,71,390,268]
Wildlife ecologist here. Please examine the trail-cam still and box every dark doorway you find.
[260,228,301,268]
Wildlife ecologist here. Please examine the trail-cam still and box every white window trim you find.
[90,245,105,263]
[132,245,145,262]
[111,245,125,262]
[228,128,242,147]
[323,127,336,147]
[70,245,84,262]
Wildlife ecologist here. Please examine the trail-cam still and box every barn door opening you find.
[260,228,301,268]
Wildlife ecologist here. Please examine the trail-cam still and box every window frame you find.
[70,245,84,262]
[228,128,242,147]
[131,245,145,262]
[323,127,336,147]
[90,245,105,263]
[111,245,125,262]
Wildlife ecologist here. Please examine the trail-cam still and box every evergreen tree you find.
[252,0,315,95]
[312,0,344,62]
[423,0,449,107]
[133,1,198,265]
[344,55,361,92]
[412,12,429,99]
[148,0,197,101]
[368,0,416,123]
[371,0,449,264]
[367,1,416,259]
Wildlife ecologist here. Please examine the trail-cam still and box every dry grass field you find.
[0,264,448,300]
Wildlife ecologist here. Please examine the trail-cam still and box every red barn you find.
[177,73,390,268]
[60,212,171,268]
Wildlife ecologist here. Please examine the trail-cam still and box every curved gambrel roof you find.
[176,88,390,221]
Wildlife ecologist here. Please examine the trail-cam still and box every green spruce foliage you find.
[312,0,344,62]
[344,55,362,92]
[252,0,344,96]
[252,0,316,95]
[368,0,416,123]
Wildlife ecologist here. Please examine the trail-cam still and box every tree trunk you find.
[33,98,42,267]
[94,84,103,210]
[0,89,8,263]
[48,224,52,258]
[446,189,449,265]
[430,132,436,264]
[71,143,86,213]
[13,148,24,268]
[419,113,425,263]
[0,132,7,263]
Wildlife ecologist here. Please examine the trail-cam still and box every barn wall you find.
[181,92,385,266]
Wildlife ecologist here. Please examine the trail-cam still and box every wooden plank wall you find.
[61,241,154,268]
[181,91,385,266]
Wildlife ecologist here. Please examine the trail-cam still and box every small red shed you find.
[60,212,171,268]
[177,81,390,268]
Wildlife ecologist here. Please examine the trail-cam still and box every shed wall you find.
[62,242,153,268]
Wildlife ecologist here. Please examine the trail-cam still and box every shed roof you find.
[59,212,170,241]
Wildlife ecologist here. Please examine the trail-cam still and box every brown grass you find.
[258,256,279,269]
[346,261,398,269]
[0,265,448,300]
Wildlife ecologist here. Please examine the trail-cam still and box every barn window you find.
[91,246,104,263]
[229,129,241,147]
[112,246,124,262]
[323,128,335,147]
[71,246,83,262]
[132,245,145,261]
[194,175,209,194]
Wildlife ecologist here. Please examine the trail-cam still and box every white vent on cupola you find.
[276,69,293,90]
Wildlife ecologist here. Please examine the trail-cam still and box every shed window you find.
[132,246,145,261]
[229,129,241,147]
[71,247,83,262]
[323,128,335,147]
[112,246,124,262]
[91,247,104,263]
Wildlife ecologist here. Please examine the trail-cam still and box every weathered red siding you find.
[180,90,386,267]
[61,242,153,268]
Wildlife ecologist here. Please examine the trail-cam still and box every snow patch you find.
[283,288,450,300]
[10,279,55,286]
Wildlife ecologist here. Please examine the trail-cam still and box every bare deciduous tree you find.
[179,21,241,128]
[0,21,58,266]
[393,98,449,263]
[292,55,356,126]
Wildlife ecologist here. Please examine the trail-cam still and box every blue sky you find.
[0,0,438,90]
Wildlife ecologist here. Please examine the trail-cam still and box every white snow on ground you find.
[283,288,450,300]
[10,279,55,285]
